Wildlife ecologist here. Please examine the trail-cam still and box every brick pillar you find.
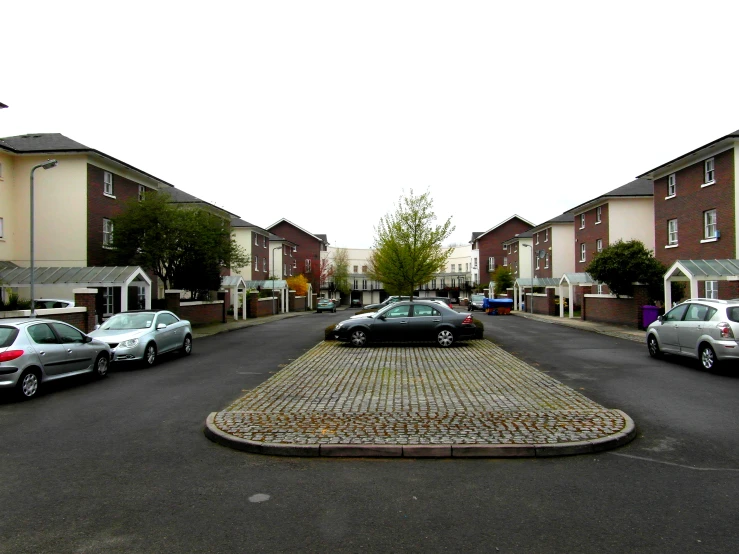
[633,284,649,329]
[311,293,317,310]
[74,288,98,333]
[217,291,227,323]
[546,288,556,315]
[289,290,296,312]
[248,291,258,318]
[165,290,182,315]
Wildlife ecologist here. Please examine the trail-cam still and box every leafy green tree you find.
[331,248,351,296]
[367,190,454,298]
[110,193,249,298]
[585,240,666,300]
[491,266,514,296]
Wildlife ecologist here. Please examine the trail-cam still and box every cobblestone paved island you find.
[205,340,635,457]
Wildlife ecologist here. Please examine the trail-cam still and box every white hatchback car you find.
[646,298,739,370]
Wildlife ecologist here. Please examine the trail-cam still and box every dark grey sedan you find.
[333,300,477,347]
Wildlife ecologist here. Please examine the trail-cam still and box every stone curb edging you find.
[204,411,637,458]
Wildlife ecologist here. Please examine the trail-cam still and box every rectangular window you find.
[704,158,715,184]
[440,278,446,288]
[362,279,367,290]
[536,233,539,244]
[473,259,478,269]
[704,209,717,239]
[103,171,113,196]
[353,279,358,290]
[544,253,549,269]
[503,256,508,267]
[488,256,494,270]
[0,217,3,238]
[254,255,259,271]
[255,234,259,246]
[535,256,540,270]
[138,185,145,201]
[103,219,114,246]
[263,236,267,248]
[362,265,367,273]
[262,258,266,272]
[103,287,114,315]
[544,229,549,242]
[706,280,718,299]
[305,259,311,272]
[451,264,456,272]
[451,278,457,288]
[595,206,602,223]
[596,239,603,252]
[431,278,437,289]
[353,265,358,273]
[668,219,678,245]
[580,243,586,262]
[667,174,676,197]
[292,259,297,268]
[293,245,297,254]
[580,214,585,229]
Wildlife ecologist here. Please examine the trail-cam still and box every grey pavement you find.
[198,307,639,457]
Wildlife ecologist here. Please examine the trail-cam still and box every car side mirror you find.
[94,324,101,330]
[657,315,664,323]
[157,323,167,330]
[83,335,93,343]
[378,315,386,321]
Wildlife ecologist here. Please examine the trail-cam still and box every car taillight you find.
[0,350,24,362]
[718,322,734,339]
[462,314,473,324]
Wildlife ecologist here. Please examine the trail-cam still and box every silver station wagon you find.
[646,298,739,370]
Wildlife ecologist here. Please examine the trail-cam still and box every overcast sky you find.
[3,1,739,249]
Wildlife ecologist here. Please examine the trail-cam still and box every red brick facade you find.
[250,231,271,278]
[86,164,143,267]
[575,203,610,270]
[268,221,324,292]
[475,218,532,282]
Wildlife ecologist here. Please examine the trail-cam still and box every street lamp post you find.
[30,159,58,318]
[272,246,282,314]
[521,243,534,314]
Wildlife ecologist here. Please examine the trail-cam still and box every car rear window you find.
[0,326,19,348]
[727,307,739,322]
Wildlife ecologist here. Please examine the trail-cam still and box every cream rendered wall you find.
[517,238,533,279]
[608,198,655,251]
[551,225,575,277]
[0,152,16,261]
[10,155,88,267]
[447,244,471,273]
[232,228,253,279]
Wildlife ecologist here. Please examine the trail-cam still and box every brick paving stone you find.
[209,340,635,456]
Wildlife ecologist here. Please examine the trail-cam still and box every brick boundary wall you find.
[583,285,649,329]
[179,301,226,325]
[294,296,307,311]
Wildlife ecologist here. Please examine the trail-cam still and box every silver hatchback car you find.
[646,298,739,370]
[89,310,192,367]
[0,318,111,400]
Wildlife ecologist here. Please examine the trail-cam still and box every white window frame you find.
[103,287,114,315]
[0,161,4,179]
[292,259,297,268]
[103,218,114,247]
[704,209,717,239]
[596,238,603,252]
[255,234,259,246]
[580,243,586,262]
[667,174,676,197]
[595,206,602,224]
[544,253,549,269]
[263,236,267,248]
[451,264,456,272]
[103,171,114,196]
[706,280,718,299]
[305,259,311,272]
[138,185,145,201]
[704,158,715,185]
[353,265,358,273]
[362,279,368,290]
[488,256,494,270]
[535,256,540,270]
[263,258,267,272]
[580,214,585,229]
[667,219,678,246]
[544,229,549,242]
[535,233,540,245]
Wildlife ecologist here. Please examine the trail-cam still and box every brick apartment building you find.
[266,219,328,294]
[471,215,534,285]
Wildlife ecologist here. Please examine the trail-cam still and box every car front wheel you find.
[437,329,454,347]
[93,353,109,378]
[647,335,661,358]
[350,329,368,347]
[700,344,718,370]
[181,335,192,356]
[143,343,157,367]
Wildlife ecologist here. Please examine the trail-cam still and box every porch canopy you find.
[513,277,560,312]
[244,279,289,313]
[0,266,152,309]
[221,275,247,320]
[663,259,739,307]
[559,272,596,318]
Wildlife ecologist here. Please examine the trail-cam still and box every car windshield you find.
[471,294,485,301]
[100,313,155,330]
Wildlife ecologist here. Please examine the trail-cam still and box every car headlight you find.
[334,322,344,330]
[119,338,140,349]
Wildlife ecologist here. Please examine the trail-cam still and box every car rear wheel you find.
[181,335,192,356]
[350,329,368,347]
[93,353,109,378]
[17,369,40,400]
[647,335,661,358]
[700,344,718,370]
[437,329,454,348]
[143,343,157,367]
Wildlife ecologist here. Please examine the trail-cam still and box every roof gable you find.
[471,215,535,243]
[569,179,653,215]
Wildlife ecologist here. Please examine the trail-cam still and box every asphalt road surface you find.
[1,311,738,553]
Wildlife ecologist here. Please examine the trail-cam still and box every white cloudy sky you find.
[3,1,739,248]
